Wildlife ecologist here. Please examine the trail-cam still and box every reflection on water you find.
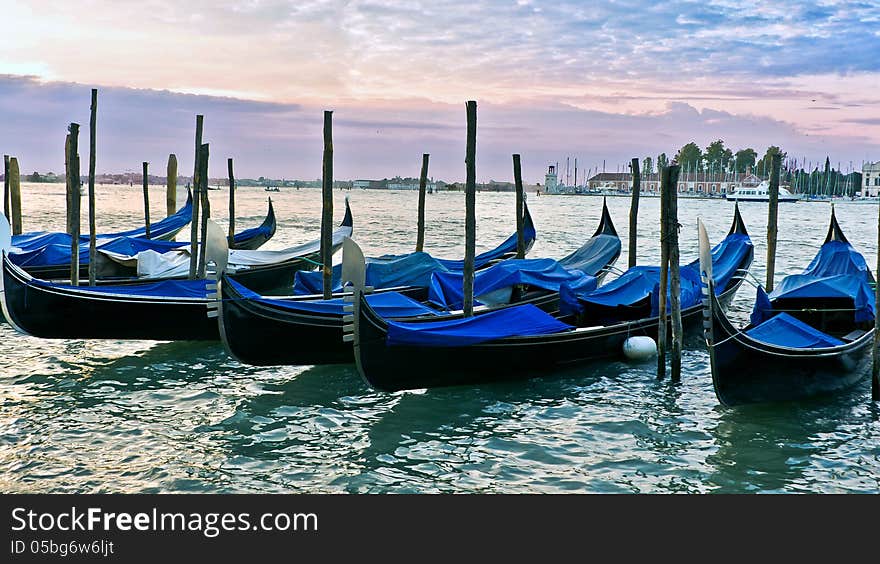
[2,185,880,493]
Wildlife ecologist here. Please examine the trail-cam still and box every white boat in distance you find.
[725,180,801,202]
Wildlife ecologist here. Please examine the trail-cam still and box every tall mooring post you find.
[766,153,781,292]
[463,100,477,317]
[188,115,204,279]
[415,153,430,252]
[629,157,641,268]
[227,158,236,248]
[321,110,334,300]
[513,154,526,259]
[142,161,151,239]
[67,124,81,285]
[87,89,98,286]
[166,154,177,217]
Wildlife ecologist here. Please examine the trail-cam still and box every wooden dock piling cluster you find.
[657,165,682,380]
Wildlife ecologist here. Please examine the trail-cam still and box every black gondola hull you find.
[706,291,872,406]
[1,256,217,340]
[353,282,743,392]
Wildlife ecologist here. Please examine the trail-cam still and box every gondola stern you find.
[593,196,619,238]
[340,196,354,230]
[823,204,850,244]
[727,201,749,237]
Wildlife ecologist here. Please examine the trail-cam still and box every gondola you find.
[11,189,193,249]
[348,205,753,392]
[228,198,277,250]
[215,200,620,366]
[9,195,276,279]
[0,207,348,340]
[703,208,875,406]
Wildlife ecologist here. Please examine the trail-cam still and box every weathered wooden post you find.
[766,153,781,292]
[667,165,683,381]
[142,161,151,238]
[321,111,334,299]
[196,144,210,278]
[629,157,641,268]
[874,199,880,400]
[657,165,670,379]
[87,88,98,286]
[189,115,204,279]
[227,158,236,247]
[463,100,477,317]
[415,153,429,252]
[166,154,177,217]
[3,155,9,221]
[8,157,21,235]
[513,154,526,259]
[67,124,81,285]
[65,134,72,234]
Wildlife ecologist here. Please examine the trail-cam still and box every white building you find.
[862,162,880,197]
[543,165,558,194]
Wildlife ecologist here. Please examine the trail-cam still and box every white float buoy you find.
[623,336,657,361]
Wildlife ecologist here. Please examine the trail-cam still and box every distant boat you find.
[207,184,221,191]
[725,180,800,202]
[265,186,280,192]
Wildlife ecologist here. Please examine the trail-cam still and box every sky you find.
[1,0,879,182]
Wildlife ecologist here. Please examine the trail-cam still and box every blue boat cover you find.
[292,252,450,295]
[558,234,621,276]
[226,278,440,318]
[750,274,875,325]
[433,218,537,271]
[750,239,875,325]
[427,258,593,310]
[386,303,572,347]
[9,236,187,268]
[232,221,272,245]
[746,312,845,349]
[29,277,209,298]
[559,232,752,317]
[801,240,871,280]
[12,193,193,246]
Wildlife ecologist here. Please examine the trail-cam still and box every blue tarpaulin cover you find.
[9,236,187,268]
[746,312,845,349]
[385,303,572,347]
[29,277,209,299]
[12,192,193,247]
[558,234,621,277]
[433,211,537,271]
[750,240,875,325]
[559,231,752,317]
[802,240,871,280]
[227,278,440,318]
[427,258,593,310]
[292,252,450,295]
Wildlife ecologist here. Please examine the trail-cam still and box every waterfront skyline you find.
[1,0,878,181]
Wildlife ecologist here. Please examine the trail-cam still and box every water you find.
[2,183,880,493]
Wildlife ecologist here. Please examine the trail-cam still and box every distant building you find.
[861,162,880,197]
[586,171,759,195]
[543,165,558,194]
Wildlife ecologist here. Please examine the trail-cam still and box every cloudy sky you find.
[1,0,878,182]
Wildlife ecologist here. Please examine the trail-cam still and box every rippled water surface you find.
[2,183,879,493]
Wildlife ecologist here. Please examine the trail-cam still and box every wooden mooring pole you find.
[415,153,429,252]
[9,157,21,236]
[196,145,210,278]
[513,154,525,259]
[766,153,781,292]
[629,157,641,268]
[142,162,151,239]
[874,197,880,401]
[463,100,477,317]
[3,155,9,222]
[667,165,683,381]
[67,124,81,285]
[321,110,334,300]
[657,165,671,379]
[65,135,72,234]
[227,158,236,248]
[166,154,177,217]
[189,115,204,279]
[87,88,98,286]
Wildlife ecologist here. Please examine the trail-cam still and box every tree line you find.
[636,139,862,196]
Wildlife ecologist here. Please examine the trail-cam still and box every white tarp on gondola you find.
[97,225,352,279]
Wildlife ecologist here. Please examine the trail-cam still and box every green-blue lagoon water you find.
[2,184,879,493]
